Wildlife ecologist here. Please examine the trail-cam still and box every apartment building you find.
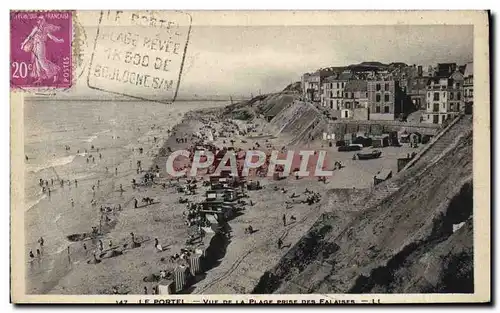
[321,72,353,110]
[424,71,464,124]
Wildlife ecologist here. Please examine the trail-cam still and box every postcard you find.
[10,10,490,304]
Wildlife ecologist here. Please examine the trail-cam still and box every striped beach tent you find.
[189,253,203,276]
[174,265,189,292]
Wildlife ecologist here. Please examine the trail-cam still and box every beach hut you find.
[174,265,190,293]
[410,132,422,144]
[421,134,433,144]
[388,131,400,146]
[158,280,175,295]
[374,169,393,185]
[189,253,203,276]
[371,135,390,148]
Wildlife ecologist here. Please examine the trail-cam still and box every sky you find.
[38,15,474,100]
[178,25,473,97]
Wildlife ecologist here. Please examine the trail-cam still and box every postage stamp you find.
[87,10,192,103]
[10,10,73,90]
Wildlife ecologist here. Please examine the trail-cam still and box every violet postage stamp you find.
[10,10,73,90]
[9,10,491,305]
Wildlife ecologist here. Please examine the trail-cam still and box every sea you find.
[23,99,227,293]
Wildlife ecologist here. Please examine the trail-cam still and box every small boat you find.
[356,150,382,160]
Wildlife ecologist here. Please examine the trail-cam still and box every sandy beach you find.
[24,100,226,294]
[24,99,426,295]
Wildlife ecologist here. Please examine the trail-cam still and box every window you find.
[469,89,473,97]
[376,106,381,113]
[433,92,440,101]
[384,106,390,113]
[376,94,381,102]
[457,92,461,100]
[330,91,333,98]
[385,83,389,91]
[366,92,368,98]
[376,84,381,91]
[342,82,345,88]
[337,83,339,89]
[330,100,333,109]
[384,94,390,102]
[450,92,454,100]
[337,90,340,97]
[427,103,430,109]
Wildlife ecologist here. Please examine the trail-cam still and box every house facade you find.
[367,80,398,120]
[321,72,353,110]
[463,62,473,112]
[301,72,321,102]
[424,71,464,124]
[341,80,368,119]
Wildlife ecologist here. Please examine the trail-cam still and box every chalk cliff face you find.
[252,120,473,294]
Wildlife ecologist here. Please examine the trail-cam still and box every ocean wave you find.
[82,129,111,143]
[83,135,98,143]
[27,155,76,174]
[25,193,47,211]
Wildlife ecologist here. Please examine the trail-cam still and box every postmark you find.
[87,10,192,103]
[10,10,73,90]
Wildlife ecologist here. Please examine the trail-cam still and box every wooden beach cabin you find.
[374,169,393,185]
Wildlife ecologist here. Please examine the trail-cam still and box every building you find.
[463,62,473,112]
[424,71,464,124]
[367,79,402,120]
[436,63,457,77]
[407,76,429,110]
[301,68,341,103]
[341,80,368,119]
[321,72,353,110]
[301,72,321,102]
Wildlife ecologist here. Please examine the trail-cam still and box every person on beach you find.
[119,184,124,193]
[25,155,29,161]
[71,199,74,207]
[29,250,35,259]
[277,238,283,249]
[144,287,148,294]
[115,167,118,176]
[109,240,113,248]
[83,243,87,251]
[98,240,103,251]
[75,179,78,187]
[86,158,89,164]
[134,198,138,208]
[39,178,43,186]
[92,157,95,163]
[99,153,102,159]
[36,249,41,257]
[38,237,44,247]
[47,188,51,197]
[67,245,70,255]
[282,214,286,227]
[97,180,100,188]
